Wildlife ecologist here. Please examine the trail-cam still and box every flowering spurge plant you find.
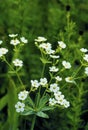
[0,35,88,130]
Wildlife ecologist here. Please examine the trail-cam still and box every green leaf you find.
[41,106,55,112]
[21,102,39,116]
[0,94,8,110]
[8,71,16,74]
[67,111,74,121]
[40,57,51,64]
[7,78,18,129]
[38,94,49,110]
[26,96,35,108]
[21,110,35,116]
[36,111,49,118]
[35,93,40,107]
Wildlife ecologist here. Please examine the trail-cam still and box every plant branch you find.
[30,115,36,130]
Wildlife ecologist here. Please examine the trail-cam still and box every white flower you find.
[80,48,88,53]
[55,93,64,101]
[39,42,51,50]
[31,80,40,88]
[10,39,20,45]
[57,97,65,105]
[0,48,8,57]
[84,67,88,76]
[62,99,70,108]
[15,101,25,113]
[50,55,60,59]
[55,76,62,81]
[54,91,62,100]
[18,90,29,100]
[46,48,55,54]
[54,91,62,97]
[0,51,2,57]
[65,77,74,83]
[35,36,47,42]
[9,34,18,38]
[58,41,66,49]
[20,37,28,43]
[39,42,55,55]
[62,60,71,69]
[83,54,88,62]
[0,40,3,44]
[40,78,47,86]
[54,91,70,107]
[49,98,57,106]
[50,83,59,93]
[13,59,23,67]
[49,66,59,72]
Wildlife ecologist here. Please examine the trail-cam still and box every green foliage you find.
[0,0,88,130]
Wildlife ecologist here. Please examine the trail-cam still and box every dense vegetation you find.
[0,0,88,130]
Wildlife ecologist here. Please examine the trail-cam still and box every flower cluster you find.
[9,34,28,45]
[14,36,88,115]
[30,76,70,108]
[31,77,48,90]
[49,83,70,108]
[0,34,28,72]
[39,42,55,55]
[15,90,29,113]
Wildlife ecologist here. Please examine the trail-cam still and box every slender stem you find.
[30,115,36,130]
[41,63,46,78]
[67,12,70,43]
[48,76,53,86]
[4,57,25,89]
[73,65,82,78]
[42,89,47,97]
[38,63,46,100]
[3,57,14,71]
[74,76,86,80]
[16,72,25,89]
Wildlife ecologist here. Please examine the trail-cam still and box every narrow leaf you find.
[0,94,8,110]
[36,111,49,118]
[41,106,55,112]
[21,110,35,116]
[38,94,49,108]
[40,57,51,64]
[26,96,35,107]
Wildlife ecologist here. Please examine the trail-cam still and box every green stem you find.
[67,12,70,42]
[30,115,36,130]
[73,65,82,78]
[3,56,14,71]
[41,63,46,78]
[38,63,46,100]
[74,76,86,80]
[7,77,18,130]
[15,71,25,89]
[4,57,25,89]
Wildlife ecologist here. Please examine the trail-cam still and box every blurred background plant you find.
[0,0,88,130]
